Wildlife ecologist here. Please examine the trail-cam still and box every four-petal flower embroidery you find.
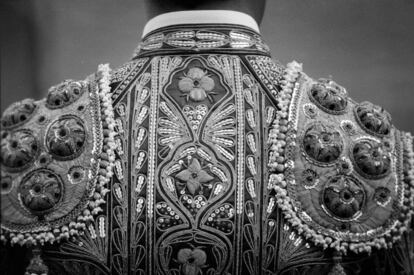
[178,67,215,102]
[177,247,207,275]
[175,158,214,195]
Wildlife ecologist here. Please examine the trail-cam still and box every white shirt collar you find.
[142,10,260,37]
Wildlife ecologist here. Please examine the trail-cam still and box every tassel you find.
[25,247,49,275]
[328,252,346,275]
[328,262,346,275]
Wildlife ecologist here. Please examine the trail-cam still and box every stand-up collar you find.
[142,10,260,37]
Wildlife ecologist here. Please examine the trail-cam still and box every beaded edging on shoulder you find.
[0,64,116,246]
[268,61,414,255]
[245,55,284,98]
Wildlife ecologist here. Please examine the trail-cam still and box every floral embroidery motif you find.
[301,169,319,189]
[178,67,215,102]
[340,120,357,136]
[177,247,207,275]
[336,157,353,175]
[67,166,86,184]
[162,145,230,221]
[374,187,391,207]
[175,158,214,195]
[303,103,318,119]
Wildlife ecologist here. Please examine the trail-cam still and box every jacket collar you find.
[142,10,260,37]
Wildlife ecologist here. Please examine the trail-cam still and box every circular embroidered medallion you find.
[308,80,348,114]
[354,101,392,136]
[1,130,38,171]
[46,81,84,109]
[352,139,391,179]
[46,115,86,160]
[321,175,365,220]
[302,123,343,165]
[18,169,63,214]
[1,99,37,129]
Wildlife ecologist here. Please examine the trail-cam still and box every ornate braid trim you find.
[133,27,270,57]
[0,64,116,246]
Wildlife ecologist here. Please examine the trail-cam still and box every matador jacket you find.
[1,11,414,275]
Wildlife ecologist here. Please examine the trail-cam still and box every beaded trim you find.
[246,55,284,98]
[401,132,414,228]
[0,64,116,246]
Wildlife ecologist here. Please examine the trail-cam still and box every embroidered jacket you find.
[1,23,414,275]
